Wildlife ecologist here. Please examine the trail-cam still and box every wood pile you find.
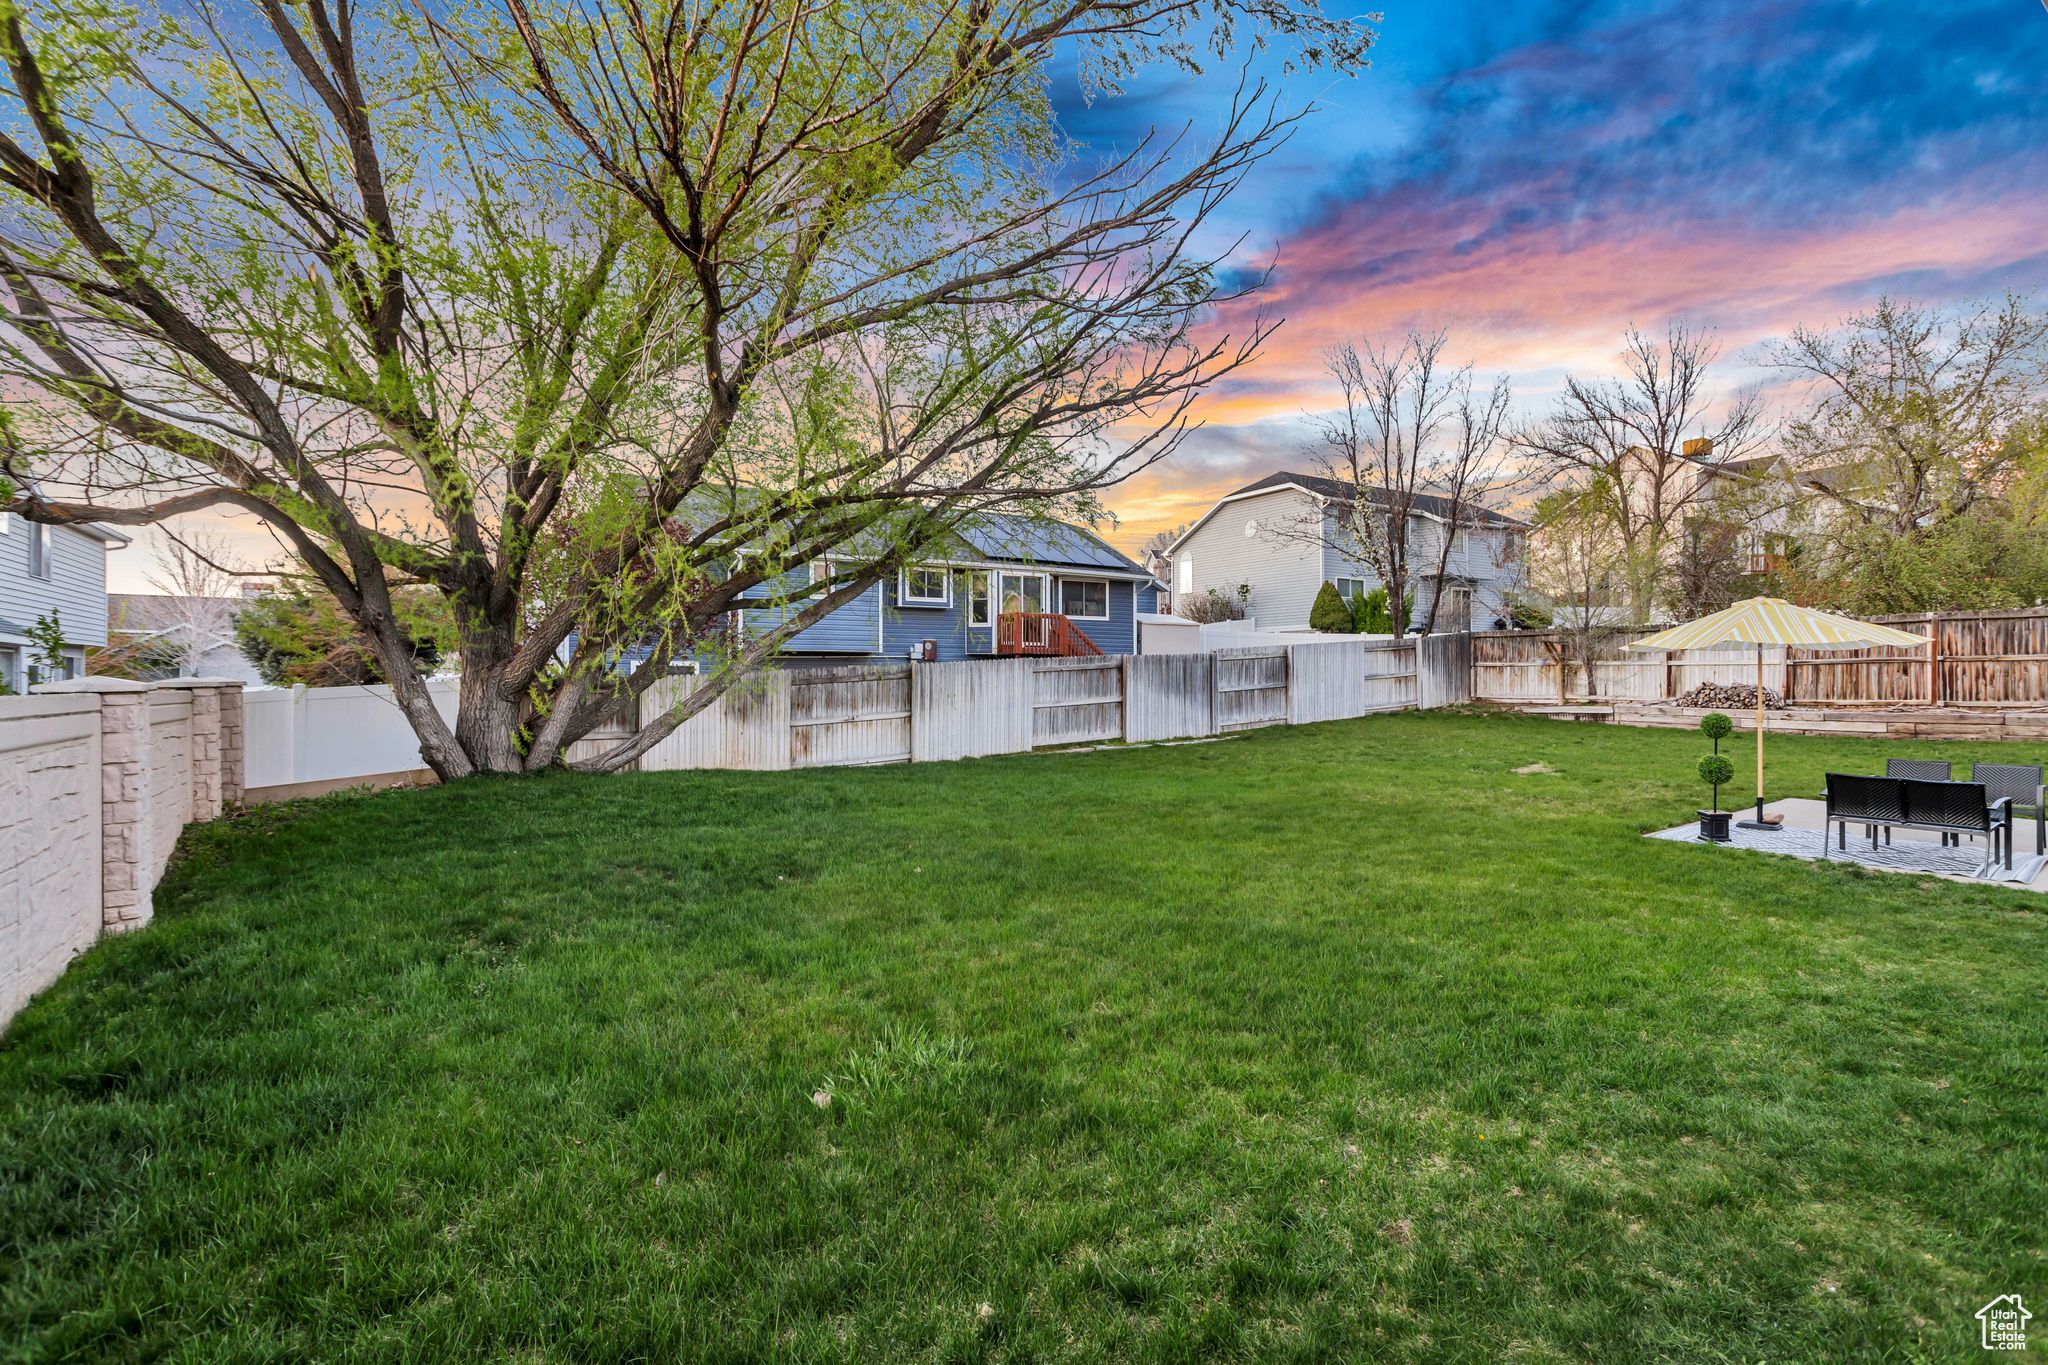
[1674,682,1786,711]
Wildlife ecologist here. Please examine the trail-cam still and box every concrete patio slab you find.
[1647,797,2048,891]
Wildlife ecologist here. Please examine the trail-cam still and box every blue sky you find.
[1070,0,2048,546]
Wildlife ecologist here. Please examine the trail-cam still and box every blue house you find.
[737,518,1163,662]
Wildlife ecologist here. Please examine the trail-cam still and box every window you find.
[969,572,991,626]
[0,647,17,695]
[1060,579,1108,620]
[0,511,11,533]
[27,521,49,579]
[898,566,951,606]
[1177,557,1193,593]
[1335,577,1368,600]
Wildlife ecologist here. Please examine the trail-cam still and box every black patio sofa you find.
[1823,773,2013,875]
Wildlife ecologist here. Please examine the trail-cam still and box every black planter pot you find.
[1698,810,1733,842]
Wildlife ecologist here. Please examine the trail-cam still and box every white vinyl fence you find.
[242,679,458,795]
[241,636,1473,791]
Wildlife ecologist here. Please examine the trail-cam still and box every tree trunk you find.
[455,631,527,774]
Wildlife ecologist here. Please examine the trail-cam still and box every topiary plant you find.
[1698,753,1734,812]
[1309,581,1354,633]
[1700,711,1732,753]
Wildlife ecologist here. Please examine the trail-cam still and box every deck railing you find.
[996,612,1103,657]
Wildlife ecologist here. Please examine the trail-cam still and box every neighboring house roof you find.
[1165,471,1528,556]
[730,514,1155,607]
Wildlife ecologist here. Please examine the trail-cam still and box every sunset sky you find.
[1062,0,2048,554]
[104,0,2048,589]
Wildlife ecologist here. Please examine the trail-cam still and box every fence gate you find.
[1417,632,1473,709]
[1215,648,1288,730]
[1032,657,1125,746]
[1125,652,1215,742]
[1362,640,1418,711]
[1288,641,1366,724]
[789,664,912,767]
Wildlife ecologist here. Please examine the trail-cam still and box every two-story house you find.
[0,512,131,692]
[1163,472,1527,632]
[734,517,1165,663]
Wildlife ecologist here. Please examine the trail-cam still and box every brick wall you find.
[1,678,244,1025]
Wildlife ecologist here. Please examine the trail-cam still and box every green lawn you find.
[4,711,2046,1363]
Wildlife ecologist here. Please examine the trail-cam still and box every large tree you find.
[1515,323,1767,623]
[1761,294,2048,613]
[0,0,1370,777]
[1305,329,1515,634]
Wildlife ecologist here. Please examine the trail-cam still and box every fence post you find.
[31,678,154,934]
[1927,611,1942,707]
[289,683,308,788]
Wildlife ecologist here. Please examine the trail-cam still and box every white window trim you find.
[1177,557,1193,593]
[968,571,991,627]
[27,521,50,579]
[0,511,11,533]
[1335,577,1368,600]
[1059,577,1110,620]
[897,566,952,607]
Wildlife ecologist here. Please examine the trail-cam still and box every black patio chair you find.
[1901,778,2012,874]
[1824,773,1907,853]
[1972,764,2044,860]
[1823,774,2012,874]
[1888,761,1954,842]
[1821,760,1955,843]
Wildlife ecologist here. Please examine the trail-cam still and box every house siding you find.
[1173,482,1524,635]
[873,573,1137,660]
[0,520,113,649]
[1055,577,1134,656]
[1169,488,1324,629]
[881,572,976,660]
[742,570,884,654]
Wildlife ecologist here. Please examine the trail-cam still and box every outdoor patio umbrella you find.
[1625,598,1930,829]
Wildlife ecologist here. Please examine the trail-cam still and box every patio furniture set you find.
[1823,761,2046,877]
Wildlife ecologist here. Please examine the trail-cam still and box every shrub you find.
[1700,711,1733,746]
[1176,585,1251,624]
[235,587,453,686]
[1310,582,1354,633]
[1353,585,1393,635]
[1698,753,1735,811]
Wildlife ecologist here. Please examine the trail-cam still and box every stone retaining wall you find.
[1,678,244,1026]
[1531,700,2048,743]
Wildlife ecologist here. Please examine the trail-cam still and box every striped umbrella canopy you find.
[1625,599,1927,829]
[1623,597,1929,652]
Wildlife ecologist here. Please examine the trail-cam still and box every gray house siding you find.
[1170,479,1525,634]
[0,517,122,690]
[0,519,113,648]
[1169,488,1325,629]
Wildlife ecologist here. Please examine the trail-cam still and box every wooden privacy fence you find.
[1472,630,1778,703]
[1471,607,2048,708]
[594,636,1466,774]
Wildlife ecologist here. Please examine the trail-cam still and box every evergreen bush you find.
[1354,585,1393,634]
[1310,582,1354,632]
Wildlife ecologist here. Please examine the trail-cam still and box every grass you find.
[3,709,2046,1363]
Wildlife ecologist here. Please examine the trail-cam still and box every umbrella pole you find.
[1756,642,1765,823]
[1740,640,1776,831]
